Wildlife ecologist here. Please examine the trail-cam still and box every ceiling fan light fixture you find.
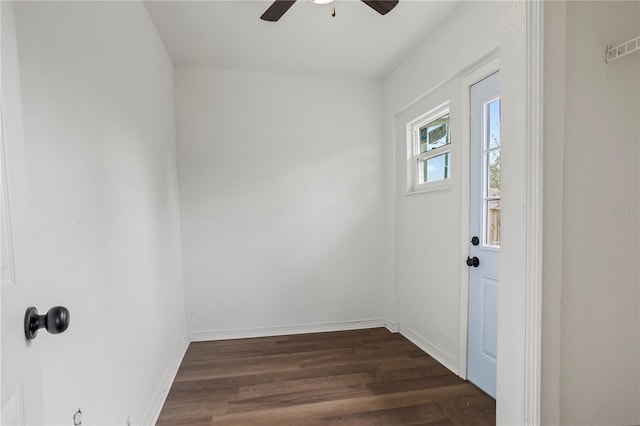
[260,0,398,22]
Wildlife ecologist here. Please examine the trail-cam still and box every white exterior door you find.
[467,71,500,399]
[1,3,45,424]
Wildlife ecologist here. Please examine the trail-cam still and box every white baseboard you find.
[385,321,400,333]
[188,318,388,342]
[142,337,190,426]
[398,324,459,376]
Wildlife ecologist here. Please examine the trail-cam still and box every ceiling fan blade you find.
[361,0,399,15]
[261,0,297,22]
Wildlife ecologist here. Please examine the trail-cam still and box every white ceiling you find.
[144,0,460,78]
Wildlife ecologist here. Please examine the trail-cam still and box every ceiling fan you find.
[260,0,399,22]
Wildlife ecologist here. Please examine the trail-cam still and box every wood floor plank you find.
[367,373,467,395]
[208,385,484,425]
[236,373,369,399]
[320,402,449,425]
[157,328,495,425]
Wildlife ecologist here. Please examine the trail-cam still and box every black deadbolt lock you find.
[466,256,480,268]
[24,306,70,340]
[471,236,480,246]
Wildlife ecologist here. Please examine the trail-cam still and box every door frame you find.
[458,2,544,424]
[458,57,500,381]
[496,2,543,424]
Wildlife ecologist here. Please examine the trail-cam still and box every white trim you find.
[0,104,16,287]
[408,102,450,135]
[188,318,387,342]
[457,57,500,381]
[143,337,190,426]
[385,321,400,333]
[403,183,452,196]
[524,0,543,423]
[496,1,543,423]
[398,324,458,376]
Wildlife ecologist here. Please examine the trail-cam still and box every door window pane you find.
[487,100,500,149]
[487,151,500,195]
[486,199,501,247]
[483,97,501,248]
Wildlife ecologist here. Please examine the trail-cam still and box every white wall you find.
[175,67,387,337]
[384,1,499,373]
[13,2,187,424]
[542,1,640,424]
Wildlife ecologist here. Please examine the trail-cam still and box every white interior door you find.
[467,71,500,399]
[1,3,45,424]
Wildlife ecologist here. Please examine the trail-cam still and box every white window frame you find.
[406,101,451,193]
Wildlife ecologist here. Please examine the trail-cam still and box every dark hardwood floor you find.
[157,328,495,425]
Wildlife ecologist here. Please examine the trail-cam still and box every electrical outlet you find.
[73,408,82,426]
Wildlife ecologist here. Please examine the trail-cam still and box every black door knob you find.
[24,306,70,340]
[466,256,480,268]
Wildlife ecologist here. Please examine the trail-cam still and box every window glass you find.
[487,151,500,195]
[419,114,450,153]
[487,100,500,149]
[483,97,501,247]
[418,152,450,184]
